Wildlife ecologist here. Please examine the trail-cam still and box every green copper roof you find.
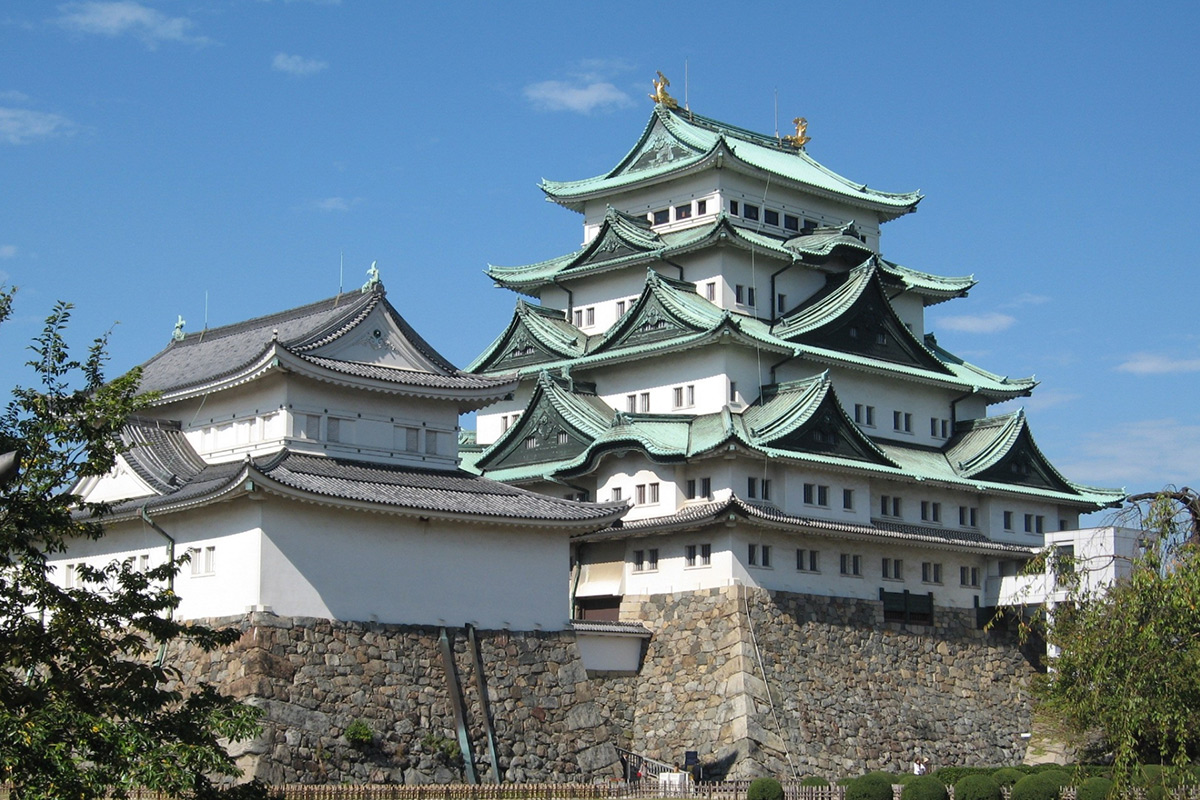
[470,267,1035,402]
[879,258,975,304]
[467,300,584,373]
[540,105,922,221]
[471,372,1121,510]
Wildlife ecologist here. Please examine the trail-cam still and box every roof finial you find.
[649,71,678,109]
[361,260,381,293]
[783,116,811,149]
[172,315,186,342]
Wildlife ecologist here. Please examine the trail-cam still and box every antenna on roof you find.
[684,58,689,111]
[204,290,209,331]
[339,250,344,294]
[774,87,779,140]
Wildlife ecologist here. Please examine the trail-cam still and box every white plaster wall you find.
[52,502,265,620]
[474,385,535,447]
[590,348,769,414]
[259,502,570,629]
[575,633,645,672]
[889,292,925,336]
[985,526,1139,606]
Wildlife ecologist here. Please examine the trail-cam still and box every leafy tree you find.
[0,287,261,799]
[1034,488,1200,785]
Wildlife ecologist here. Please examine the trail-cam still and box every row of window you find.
[62,546,216,588]
[650,198,710,226]
[728,199,820,234]
[611,482,661,505]
[916,501,979,528]
[851,405,951,440]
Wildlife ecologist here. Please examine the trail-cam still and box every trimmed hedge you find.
[1076,777,1113,800]
[747,777,784,800]
[1011,772,1067,800]
[846,773,895,800]
[800,776,830,787]
[933,767,996,787]
[953,774,1003,800]
[901,775,949,800]
[992,768,1027,788]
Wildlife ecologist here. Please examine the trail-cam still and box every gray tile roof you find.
[570,619,652,637]
[104,427,626,527]
[575,496,1034,555]
[137,284,509,398]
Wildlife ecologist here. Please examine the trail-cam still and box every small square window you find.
[784,214,800,231]
[843,489,854,510]
[764,209,779,226]
[696,199,707,214]
[675,204,692,220]
[705,282,716,301]
[743,204,760,221]
[639,392,650,412]
[616,300,626,316]
[652,209,669,225]
[729,200,739,215]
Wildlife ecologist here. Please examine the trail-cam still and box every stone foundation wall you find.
[589,586,1036,779]
[168,613,621,784]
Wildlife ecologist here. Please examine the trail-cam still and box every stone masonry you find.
[585,585,1037,779]
[168,613,622,784]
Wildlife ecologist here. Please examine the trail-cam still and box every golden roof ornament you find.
[648,71,678,109]
[783,116,811,149]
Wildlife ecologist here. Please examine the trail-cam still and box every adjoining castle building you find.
[461,86,1126,773]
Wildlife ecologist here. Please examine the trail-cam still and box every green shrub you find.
[1011,772,1066,800]
[1075,777,1113,800]
[846,773,896,800]
[901,775,949,800]
[748,777,784,800]
[343,719,372,746]
[991,768,1027,787]
[954,774,1002,800]
[934,767,995,787]
[866,771,900,784]
[1137,765,1164,787]
[800,776,830,787]
[897,774,920,786]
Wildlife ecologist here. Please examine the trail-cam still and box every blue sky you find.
[2,1,1197,512]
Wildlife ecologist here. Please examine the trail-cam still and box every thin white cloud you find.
[0,245,16,259]
[0,90,30,103]
[935,312,1016,334]
[272,53,328,77]
[1115,352,1200,375]
[524,80,632,114]
[54,2,209,48]
[312,197,358,212]
[1056,418,1200,489]
[1003,292,1050,307]
[0,107,77,145]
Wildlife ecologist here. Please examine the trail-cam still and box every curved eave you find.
[146,344,282,406]
[542,132,922,222]
[103,463,254,522]
[575,496,1035,556]
[466,303,583,374]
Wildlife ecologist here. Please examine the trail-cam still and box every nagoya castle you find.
[461,76,1124,774]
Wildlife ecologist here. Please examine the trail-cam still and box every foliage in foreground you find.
[900,775,948,800]
[952,774,1002,800]
[845,773,895,800]
[747,776,784,800]
[1032,489,1200,785]
[0,287,260,798]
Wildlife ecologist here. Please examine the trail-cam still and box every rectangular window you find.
[746,287,756,307]
[425,430,439,455]
[139,554,150,572]
[921,501,941,523]
[960,566,980,587]
[1003,510,1014,530]
[686,385,695,406]
[190,546,215,576]
[854,404,876,426]
[922,562,943,584]
[764,209,779,226]
[941,419,950,438]
[326,417,341,443]
[761,545,771,568]
[627,394,637,413]
[804,483,814,504]
[762,479,772,501]
[701,477,712,500]
[705,282,716,301]
[729,200,739,215]
[649,482,660,503]
[674,386,684,408]
[675,203,692,220]
[840,553,862,576]
[892,411,912,433]
[797,549,819,572]
[686,544,697,567]
[931,417,939,437]
[687,543,712,567]
[1036,515,1045,534]
[697,199,707,214]
[784,213,800,231]
[743,203,760,221]
[639,392,650,412]
[747,477,757,499]
[573,309,583,326]
[585,307,595,326]
[652,209,669,225]
[729,381,738,403]
[777,293,787,313]
[686,479,697,499]
[843,488,854,510]
[1024,513,1034,533]
[748,544,757,566]
[611,487,623,502]
[735,285,745,304]
[64,563,77,589]
[958,506,978,527]
[616,300,626,316]
[635,484,646,504]
[882,557,903,580]
[880,496,902,518]
[634,549,657,571]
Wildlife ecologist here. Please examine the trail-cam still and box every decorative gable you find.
[303,303,448,374]
[969,428,1077,493]
[748,381,896,465]
[618,119,699,176]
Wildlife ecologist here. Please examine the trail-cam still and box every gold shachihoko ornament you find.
[783,116,811,149]
[648,71,678,109]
